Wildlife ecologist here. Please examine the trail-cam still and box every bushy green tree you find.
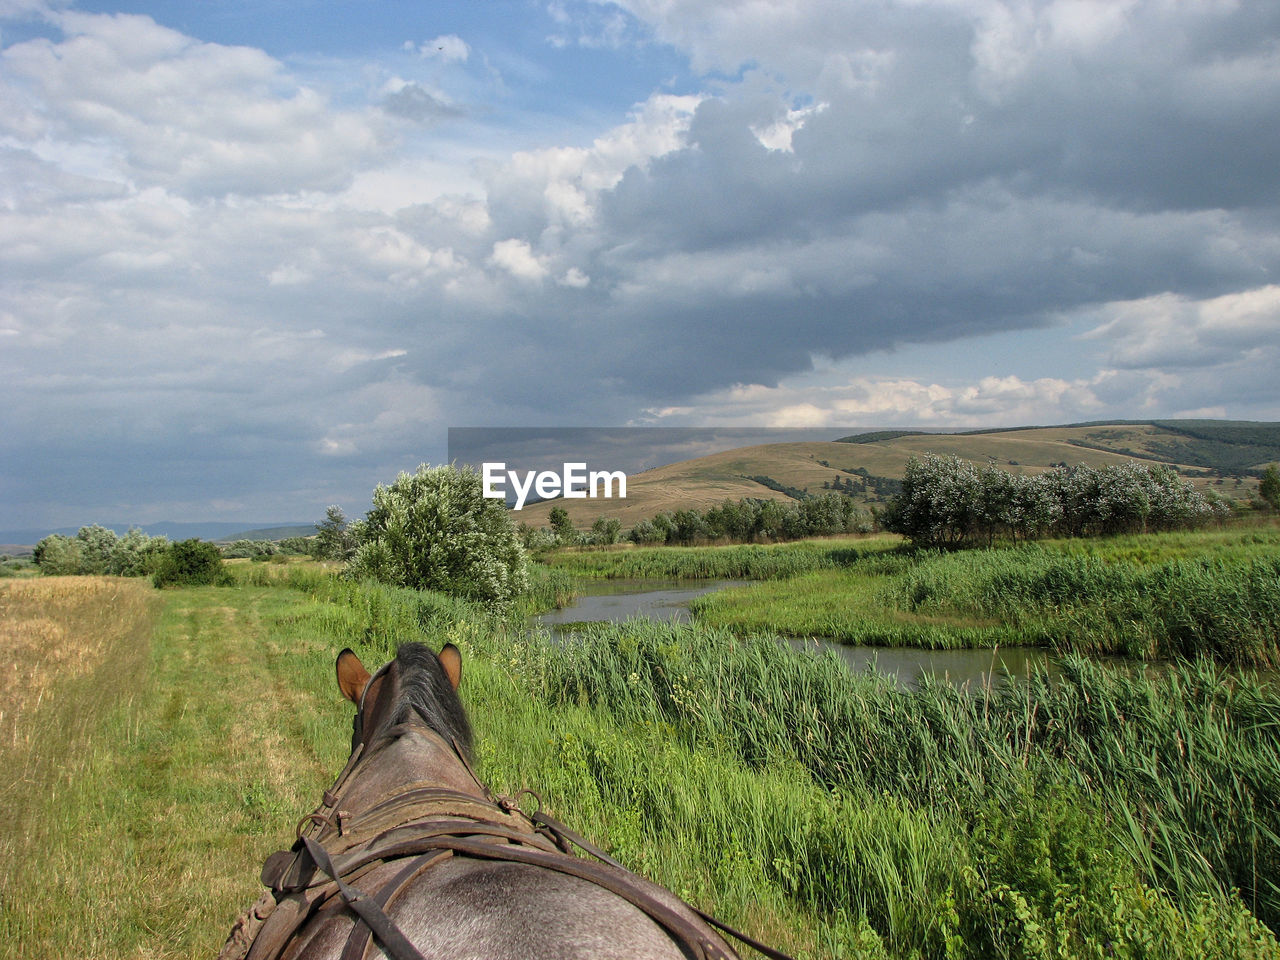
[74,524,119,574]
[108,527,169,576]
[548,506,579,546]
[32,534,84,575]
[883,457,1225,546]
[314,505,357,560]
[589,516,622,545]
[1261,463,1280,511]
[153,539,230,588]
[345,464,528,604]
[628,518,664,544]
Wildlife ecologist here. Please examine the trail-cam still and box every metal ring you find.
[295,811,336,841]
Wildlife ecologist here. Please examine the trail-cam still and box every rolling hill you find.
[512,420,1278,529]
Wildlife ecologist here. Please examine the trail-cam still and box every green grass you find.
[690,525,1280,665]
[4,568,1279,959]
[543,538,899,581]
[509,618,1280,950]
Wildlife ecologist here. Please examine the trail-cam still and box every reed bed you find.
[500,617,1280,946]
[691,528,1280,665]
[544,539,896,581]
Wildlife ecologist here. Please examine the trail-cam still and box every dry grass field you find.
[0,577,156,765]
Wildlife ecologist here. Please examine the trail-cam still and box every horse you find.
[222,641,786,960]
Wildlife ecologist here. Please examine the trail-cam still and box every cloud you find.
[489,238,549,281]
[1084,286,1280,370]
[4,1,1280,527]
[381,81,463,124]
[2,10,384,197]
[639,368,1110,429]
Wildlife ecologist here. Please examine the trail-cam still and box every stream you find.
[533,578,1060,689]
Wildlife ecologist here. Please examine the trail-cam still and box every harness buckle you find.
[497,788,543,819]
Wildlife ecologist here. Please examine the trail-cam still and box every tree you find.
[345,465,528,604]
[548,506,578,546]
[33,534,83,575]
[1261,463,1280,511]
[75,524,119,575]
[590,516,621,545]
[628,518,665,544]
[109,527,169,576]
[153,539,230,588]
[314,505,356,560]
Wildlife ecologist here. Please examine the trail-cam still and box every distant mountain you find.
[218,525,317,543]
[0,521,314,549]
[514,419,1277,528]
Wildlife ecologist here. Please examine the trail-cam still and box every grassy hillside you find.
[516,421,1276,529]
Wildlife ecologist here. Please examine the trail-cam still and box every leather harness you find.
[221,722,794,960]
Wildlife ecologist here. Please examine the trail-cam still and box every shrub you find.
[33,526,169,577]
[152,539,231,588]
[345,464,528,604]
[314,505,357,560]
[883,456,1226,546]
[107,528,169,576]
[32,534,84,575]
[589,516,622,545]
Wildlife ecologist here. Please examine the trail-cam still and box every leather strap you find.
[423,835,737,960]
[532,811,796,960]
[301,835,429,960]
[339,852,450,960]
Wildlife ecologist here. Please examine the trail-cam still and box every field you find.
[3,531,1280,959]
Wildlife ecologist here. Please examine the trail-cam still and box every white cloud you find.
[1084,286,1280,370]
[2,10,384,197]
[489,238,548,281]
[643,369,1110,427]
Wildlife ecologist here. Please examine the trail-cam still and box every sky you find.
[3,0,1280,530]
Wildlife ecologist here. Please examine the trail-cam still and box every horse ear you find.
[336,648,371,703]
[438,643,462,689]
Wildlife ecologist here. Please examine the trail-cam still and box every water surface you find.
[535,578,1054,689]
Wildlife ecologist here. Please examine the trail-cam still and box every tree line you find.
[880,455,1233,547]
[518,492,874,550]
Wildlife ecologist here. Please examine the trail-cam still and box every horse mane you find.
[387,642,474,760]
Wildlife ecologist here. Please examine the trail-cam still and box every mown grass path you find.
[1,583,348,960]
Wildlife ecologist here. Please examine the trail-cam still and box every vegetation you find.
[313,505,357,560]
[1262,464,1280,511]
[152,538,232,588]
[615,493,873,546]
[691,525,1280,665]
[4,560,1279,958]
[32,525,170,577]
[544,539,886,581]
[6,513,1279,959]
[510,619,1280,944]
[345,464,528,604]
[881,456,1229,547]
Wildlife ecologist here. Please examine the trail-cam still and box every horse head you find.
[225,642,761,960]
